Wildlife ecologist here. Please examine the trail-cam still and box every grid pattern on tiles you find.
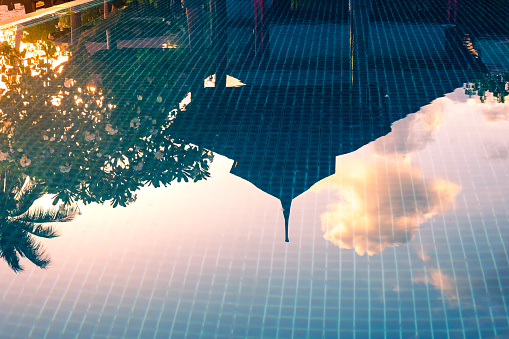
[0,0,509,338]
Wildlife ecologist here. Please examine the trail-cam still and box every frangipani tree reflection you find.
[0,42,213,208]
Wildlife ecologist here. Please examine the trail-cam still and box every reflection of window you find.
[204,74,215,87]
[203,74,246,88]
[179,92,192,111]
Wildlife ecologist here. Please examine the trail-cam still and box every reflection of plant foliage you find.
[0,42,213,208]
[23,19,61,43]
[464,73,509,103]
[291,0,313,10]
[0,172,79,272]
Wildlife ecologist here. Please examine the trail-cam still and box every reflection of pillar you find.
[209,0,214,45]
[350,0,371,128]
[70,12,82,46]
[106,30,111,49]
[213,0,227,88]
[23,0,36,13]
[254,0,266,53]
[447,0,457,25]
[349,0,370,87]
[350,0,382,135]
[15,25,22,50]
[184,0,204,51]
[104,0,110,19]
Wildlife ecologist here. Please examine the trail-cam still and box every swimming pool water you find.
[1,0,509,338]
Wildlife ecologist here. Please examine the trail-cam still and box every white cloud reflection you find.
[449,88,509,122]
[309,93,464,256]
[372,99,446,156]
[414,269,458,303]
[478,100,509,122]
[312,156,460,256]
[304,85,509,305]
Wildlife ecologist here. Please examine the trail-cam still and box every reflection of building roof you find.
[169,84,389,240]
[21,0,489,242]
[168,51,478,241]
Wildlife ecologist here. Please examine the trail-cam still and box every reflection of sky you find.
[203,74,246,88]
[297,87,509,320]
[1,1,508,337]
[1,88,509,337]
[311,156,460,256]
[310,88,509,256]
[0,153,287,337]
[309,93,460,256]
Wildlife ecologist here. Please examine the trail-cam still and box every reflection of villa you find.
[3,1,509,338]
[51,0,507,241]
[168,0,488,241]
[2,0,507,243]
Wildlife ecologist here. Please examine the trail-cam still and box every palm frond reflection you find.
[0,173,79,272]
[0,36,214,272]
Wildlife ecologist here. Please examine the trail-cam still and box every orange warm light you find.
[0,28,69,93]
[86,79,97,93]
[463,35,479,58]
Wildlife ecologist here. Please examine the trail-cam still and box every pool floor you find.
[1,0,509,338]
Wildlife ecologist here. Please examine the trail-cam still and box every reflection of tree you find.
[464,73,509,103]
[0,172,79,272]
[0,42,213,207]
